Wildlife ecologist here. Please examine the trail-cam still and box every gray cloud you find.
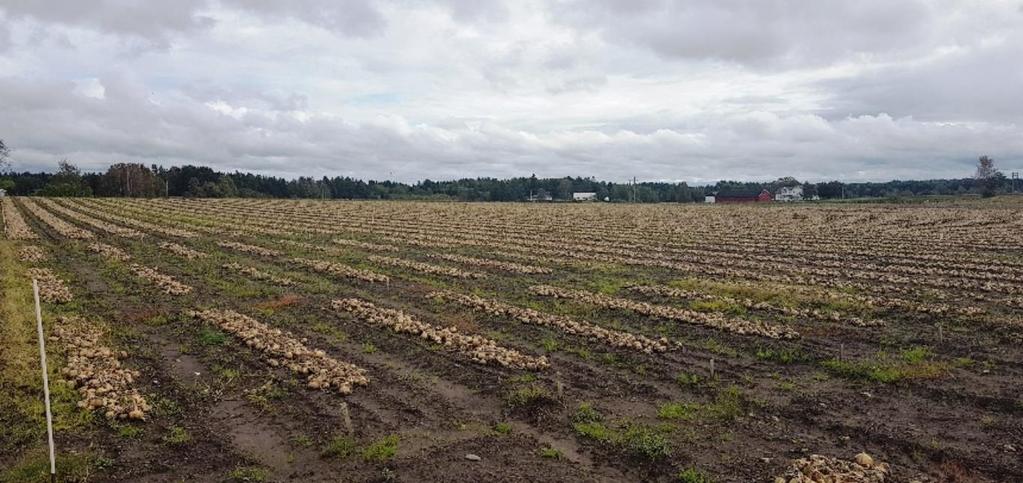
[0,0,1021,183]
[0,0,214,48]
[552,0,936,68]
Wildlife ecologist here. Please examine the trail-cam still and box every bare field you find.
[2,197,1022,482]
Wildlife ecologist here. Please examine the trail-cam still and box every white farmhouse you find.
[572,192,598,201]
[704,195,716,203]
[775,185,804,202]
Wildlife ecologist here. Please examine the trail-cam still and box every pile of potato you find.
[51,318,150,421]
[428,253,552,275]
[217,240,281,257]
[222,262,295,286]
[333,298,548,370]
[292,257,390,283]
[429,291,669,353]
[189,309,369,394]
[530,284,800,340]
[88,242,132,262]
[368,255,483,279]
[128,263,193,295]
[158,241,208,260]
[27,268,72,303]
[777,453,889,482]
[628,285,885,328]
[18,245,47,263]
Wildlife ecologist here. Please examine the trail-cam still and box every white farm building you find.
[572,192,598,201]
[775,185,804,202]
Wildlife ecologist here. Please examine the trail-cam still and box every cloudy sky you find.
[1,0,1022,183]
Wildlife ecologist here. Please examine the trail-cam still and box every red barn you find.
[714,189,773,204]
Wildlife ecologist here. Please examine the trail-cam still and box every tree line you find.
[0,155,1016,202]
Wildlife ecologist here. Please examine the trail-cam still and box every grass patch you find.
[112,422,145,439]
[573,402,602,424]
[675,372,703,387]
[311,321,347,343]
[571,404,672,460]
[659,386,749,423]
[538,446,563,459]
[361,435,399,463]
[162,425,192,446]
[245,381,288,412]
[197,327,227,346]
[822,349,949,384]
[677,467,713,483]
[657,402,695,420]
[689,299,747,316]
[573,421,616,443]
[226,466,269,482]
[493,422,512,435]
[900,346,932,364]
[361,342,377,354]
[755,347,809,364]
[506,384,555,408]
[322,435,357,459]
[1,450,102,483]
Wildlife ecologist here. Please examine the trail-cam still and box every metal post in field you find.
[33,279,57,482]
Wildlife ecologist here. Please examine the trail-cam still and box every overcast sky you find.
[1,0,1022,183]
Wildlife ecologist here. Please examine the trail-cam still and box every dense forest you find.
[0,159,1016,202]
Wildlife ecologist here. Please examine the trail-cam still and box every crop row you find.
[19,198,95,239]
[367,254,483,279]
[69,199,199,238]
[428,291,670,353]
[627,285,884,328]
[427,252,552,275]
[217,240,282,257]
[37,198,144,238]
[222,262,295,286]
[1,198,39,239]
[188,309,369,394]
[88,242,132,261]
[158,241,209,260]
[529,285,800,339]
[127,264,193,295]
[331,298,549,370]
[291,257,390,283]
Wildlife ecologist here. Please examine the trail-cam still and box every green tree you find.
[40,160,92,197]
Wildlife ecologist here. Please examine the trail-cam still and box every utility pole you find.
[1013,172,1019,193]
[632,176,637,203]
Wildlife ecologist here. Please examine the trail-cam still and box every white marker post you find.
[33,279,57,482]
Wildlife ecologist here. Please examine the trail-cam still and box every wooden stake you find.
[937,324,943,343]
[709,358,715,379]
[839,343,845,362]
[33,280,56,482]
[555,380,564,399]
[339,401,353,435]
